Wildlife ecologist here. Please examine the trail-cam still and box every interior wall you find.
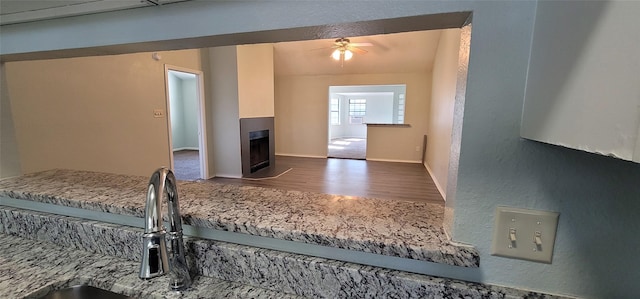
[168,74,199,151]
[450,2,640,298]
[275,72,430,160]
[363,94,395,124]
[0,63,21,178]
[425,28,461,198]
[168,73,186,150]
[181,78,199,149]
[4,49,203,177]
[237,44,275,119]
[207,46,242,178]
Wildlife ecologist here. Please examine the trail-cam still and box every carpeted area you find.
[173,150,200,181]
[328,137,366,160]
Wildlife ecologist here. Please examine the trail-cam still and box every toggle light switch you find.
[491,206,559,263]
[509,228,517,248]
[534,231,543,251]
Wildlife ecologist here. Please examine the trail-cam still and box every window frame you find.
[330,98,340,125]
[348,98,366,124]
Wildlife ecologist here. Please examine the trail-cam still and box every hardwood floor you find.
[209,155,444,205]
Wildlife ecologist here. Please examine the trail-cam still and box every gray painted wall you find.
[207,46,241,178]
[1,1,639,298]
[0,63,21,178]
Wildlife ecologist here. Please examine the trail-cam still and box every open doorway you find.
[165,66,209,181]
[327,85,406,160]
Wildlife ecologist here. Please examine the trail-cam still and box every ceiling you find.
[1,1,443,76]
[273,30,443,76]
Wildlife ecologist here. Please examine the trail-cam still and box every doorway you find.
[327,85,406,160]
[165,66,209,181]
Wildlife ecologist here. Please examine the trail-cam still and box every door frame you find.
[164,64,210,180]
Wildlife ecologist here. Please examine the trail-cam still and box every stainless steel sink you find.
[37,285,133,299]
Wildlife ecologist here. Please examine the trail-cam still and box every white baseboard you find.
[424,162,446,200]
[276,153,327,159]
[173,147,199,152]
[365,158,421,164]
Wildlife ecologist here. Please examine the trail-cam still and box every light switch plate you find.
[491,206,559,263]
[153,109,165,118]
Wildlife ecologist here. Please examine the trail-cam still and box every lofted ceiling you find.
[273,30,443,77]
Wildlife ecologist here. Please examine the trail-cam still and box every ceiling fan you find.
[329,38,373,64]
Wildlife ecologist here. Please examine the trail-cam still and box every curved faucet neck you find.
[144,168,183,234]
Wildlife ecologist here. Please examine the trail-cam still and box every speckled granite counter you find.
[0,169,478,267]
[0,235,298,299]
[1,207,571,299]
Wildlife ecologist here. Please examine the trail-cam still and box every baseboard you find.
[173,147,199,152]
[424,162,446,200]
[276,153,327,159]
[214,173,242,179]
[365,158,421,164]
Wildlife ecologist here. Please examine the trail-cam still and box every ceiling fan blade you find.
[350,47,368,54]
[350,42,374,47]
[307,46,335,51]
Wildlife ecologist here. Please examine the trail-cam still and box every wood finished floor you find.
[210,155,444,205]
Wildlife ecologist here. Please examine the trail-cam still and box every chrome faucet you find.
[139,167,191,291]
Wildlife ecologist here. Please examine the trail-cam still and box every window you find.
[349,99,366,124]
[330,98,340,125]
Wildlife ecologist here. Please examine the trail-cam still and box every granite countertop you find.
[0,235,297,299]
[0,169,479,267]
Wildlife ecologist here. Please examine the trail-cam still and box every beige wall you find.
[425,29,461,198]
[237,44,275,118]
[275,72,431,160]
[4,49,203,177]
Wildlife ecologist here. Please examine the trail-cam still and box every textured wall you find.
[450,3,640,298]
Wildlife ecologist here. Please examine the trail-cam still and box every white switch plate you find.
[491,206,559,263]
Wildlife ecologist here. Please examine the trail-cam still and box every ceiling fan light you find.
[331,49,341,60]
[344,49,353,60]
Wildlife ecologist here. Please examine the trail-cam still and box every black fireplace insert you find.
[249,130,270,173]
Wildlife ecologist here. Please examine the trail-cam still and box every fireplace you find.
[240,117,275,177]
[249,130,270,173]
